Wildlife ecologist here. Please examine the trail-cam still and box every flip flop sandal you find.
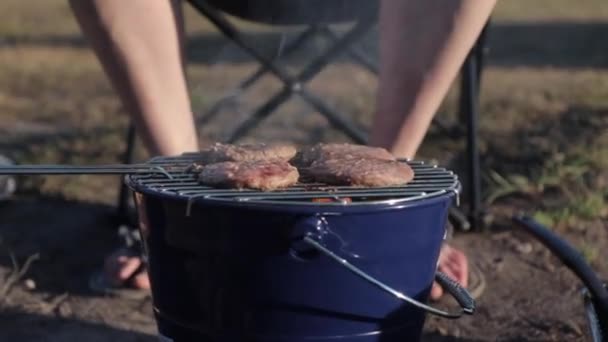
[89,226,151,300]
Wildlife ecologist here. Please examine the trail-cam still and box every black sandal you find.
[89,226,151,300]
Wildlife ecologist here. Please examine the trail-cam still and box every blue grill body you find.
[127,156,458,341]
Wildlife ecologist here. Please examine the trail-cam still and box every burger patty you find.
[198,160,299,191]
[293,143,396,167]
[305,158,414,187]
[197,142,297,164]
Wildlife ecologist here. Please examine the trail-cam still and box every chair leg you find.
[116,123,136,225]
[461,51,483,230]
[456,22,490,231]
[449,206,471,231]
[475,22,490,87]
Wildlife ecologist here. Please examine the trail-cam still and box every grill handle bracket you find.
[299,234,476,319]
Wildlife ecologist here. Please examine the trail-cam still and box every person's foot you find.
[103,248,150,290]
[431,244,468,300]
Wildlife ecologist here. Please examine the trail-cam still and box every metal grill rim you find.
[127,155,460,206]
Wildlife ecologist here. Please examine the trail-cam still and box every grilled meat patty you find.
[197,142,297,164]
[293,143,396,167]
[190,142,411,189]
[198,160,299,191]
[305,158,414,187]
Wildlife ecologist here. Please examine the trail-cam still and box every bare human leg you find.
[371,0,496,299]
[70,0,198,290]
[69,0,197,157]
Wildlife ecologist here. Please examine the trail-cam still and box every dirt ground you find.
[1,1,608,341]
[1,193,606,341]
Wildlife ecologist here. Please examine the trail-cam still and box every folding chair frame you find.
[191,0,374,144]
[460,23,489,230]
[115,1,490,231]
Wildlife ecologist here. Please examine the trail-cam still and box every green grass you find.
[580,243,600,264]
[491,140,608,229]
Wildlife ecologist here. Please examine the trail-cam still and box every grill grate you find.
[127,154,460,206]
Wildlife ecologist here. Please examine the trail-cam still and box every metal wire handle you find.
[301,235,475,319]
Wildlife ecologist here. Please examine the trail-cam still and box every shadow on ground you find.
[0,196,123,297]
[0,309,156,342]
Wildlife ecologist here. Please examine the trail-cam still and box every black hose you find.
[512,215,608,315]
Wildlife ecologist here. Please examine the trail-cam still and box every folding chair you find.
[116,0,490,231]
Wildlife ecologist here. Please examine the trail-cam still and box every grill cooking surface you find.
[128,154,460,206]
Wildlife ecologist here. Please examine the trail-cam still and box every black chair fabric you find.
[205,0,378,25]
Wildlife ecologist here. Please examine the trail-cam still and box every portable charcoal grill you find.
[126,155,474,341]
[1,155,474,341]
[2,153,607,341]
[134,153,461,205]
